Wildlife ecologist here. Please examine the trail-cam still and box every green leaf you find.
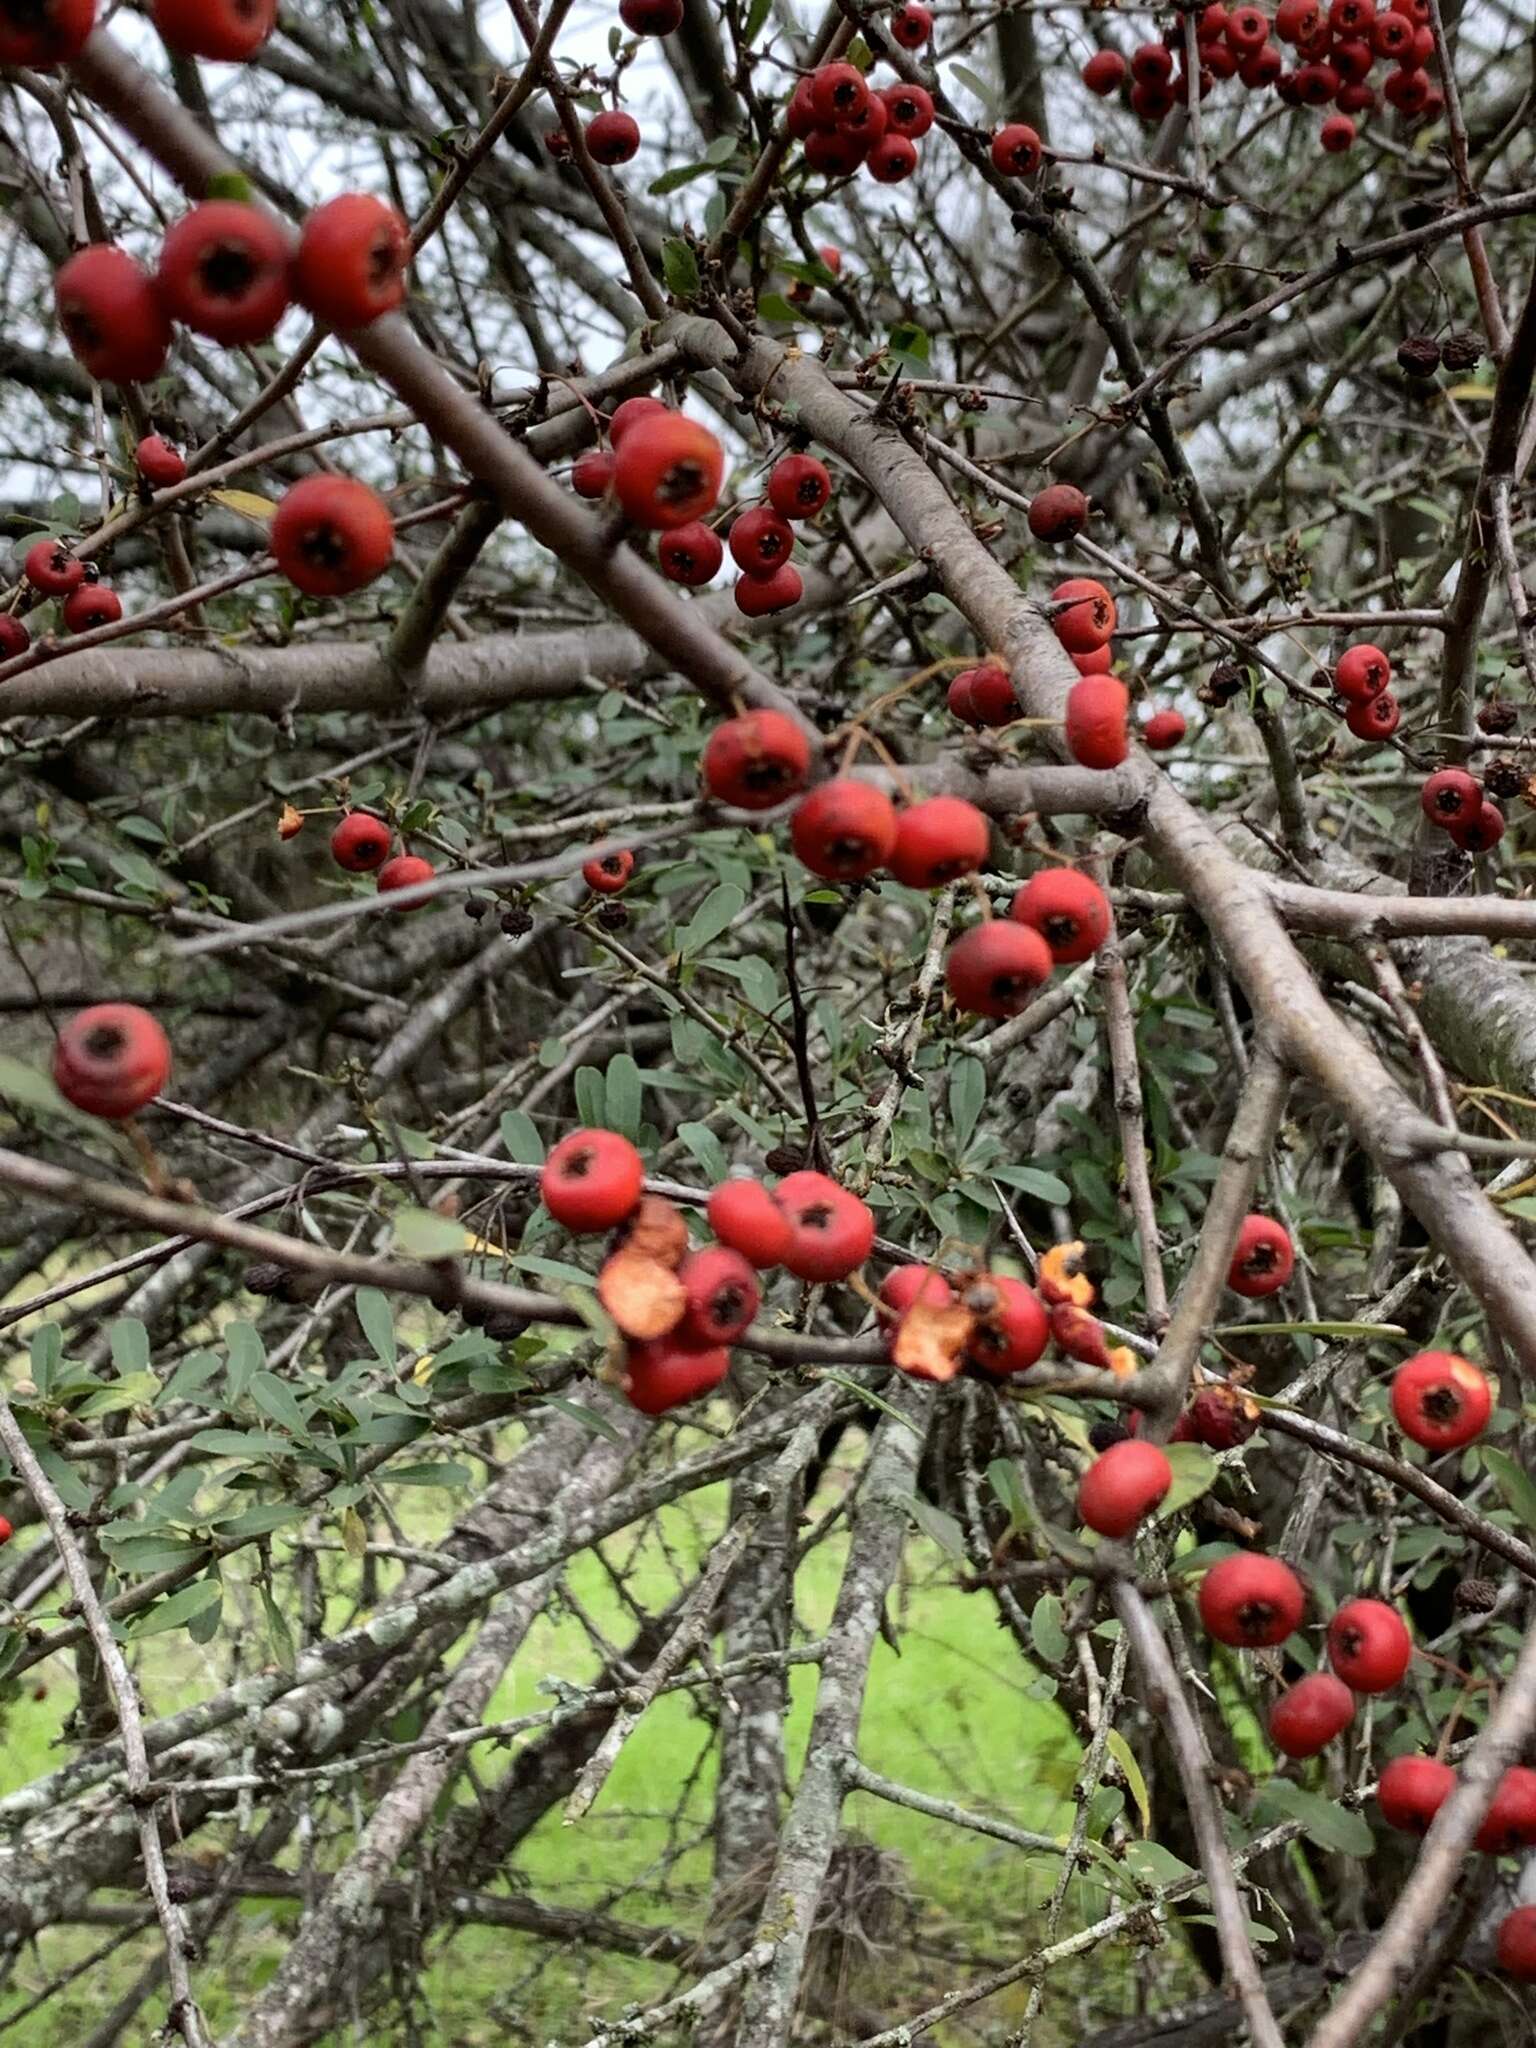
[1031,1592,1069,1665]
[251,1371,311,1440]
[224,1321,265,1404]
[648,161,711,196]
[991,1166,1073,1205]
[605,1052,642,1141]
[574,1066,605,1128]
[757,292,801,324]
[1158,1443,1220,1519]
[662,236,701,299]
[157,1350,220,1407]
[949,60,998,112]
[217,1502,306,1539]
[356,1289,397,1367]
[29,1323,63,1396]
[948,1056,985,1154]
[677,1121,728,1185]
[109,1319,150,1376]
[260,1583,296,1670]
[388,1460,473,1487]
[908,1496,966,1560]
[391,1207,467,1259]
[206,170,253,203]
[1482,1446,1536,1534]
[189,1428,292,1458]
[124,1576,223,1640]
[1258,1779,1374,1858]
[987,1457,1031,1532]
[537,1397,624,1442]
[37,1448,91,1511]
[1106,1729,1150,1834]
[76,1373,159,1419]
[887,321,929,367]
[0,1052,94,1128]
[678,882,745,955]
[499,1110,545,1165]
[1211,1320,1406,1340]
[1123,1840,1199,1889]
[99,1534,210,1575]
[816,1371,924,1435]
[704,133,739,164]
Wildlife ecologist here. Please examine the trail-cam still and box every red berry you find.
[0,615,30,659]
[1083,50,1127,94]
[879,1262,955,1338]
[1371,6,1411,48]
[734,563,802,616]
[790,779,898,880]
[612,414,723,531]
[608,396,669,447]
[1131,40,1175,84]
[62,583,122,633]
[0,0,94,65]
[702,709,812,810]
[1198,1552,1306,1647]
[1027,482,1089,543]
[1496,1906,1536,1980]
[294,194,409,331]
[541,1128,644,1232]
[0,1516,9,1544]
[1270,1673,1356,1758]
[376,853,435,904]
[1225,3,1270,47]
[1332,33,1373,76]
[964,1272,1051,1375]
[1450,799,1505,855]
[768,454,832,521]
[586,110,641,163]
[136,435,187,489]
[1391,1350,1491,1451]
[52,1004,171,1120]
[1142,708,1186,749]
[1345,690,1399,739]
[623,1335,729,1412]
[1383,66,1430,113]
[810,62,870,126]
[947,672,980,726]
[55,246,173,387]
[331,812,393,873]
[153,0,275,59]
[965,661,1018,725]
[1239,39,1283,82]
[583,850,634,893]
[679,1245,760,1344]
[1010,867,1111,963]
[1186,1384,1259,1449]
[572,448,615,500]
[1328,0,1373,26]
[1065,675,1130,770]
[1328,1598,1412,1693]
[880,83,935,137]
[889,1,932,48]
[545,128,571,158]
[729,506,795,575]
[945,921,1053,1019]
[841,92,889,150]
[805,128,869,177]
[1320,112,1356,150]
[158,201,292,345]
[990,123,1043,176]
[272,477,395,597]
[1072,645,1114,675]
[1419,766,1481,829]
[1079,1439,1173,1538]
[889,797,990,889]
[1336,80,1377,112]
[1052,577,1116,653]
[866,133,918,182]
[1228,1214,1293,1296]
[1129,78,1177,116]
[619,0,683,31]
[775,1170,874,1282]
[707,1179,793,1269]
[1204,43,1241,79]
[658,520,723,585]
[1476,1766,1536,1854]
[1408,20,1433,60]
[1276,0,1323,38]
[1377,1754,1455,1834]
[1335,642,1392,702]
[24,541,84,597]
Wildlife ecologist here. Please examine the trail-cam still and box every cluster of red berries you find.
[787,28,937,190]
[571,397,727,552]
[16,541,123,640]
[1419,763,1505,856]
[886,1238,1144,1385]
[1331,640,1402,742]
[51,1003,172,1120]
[330,811,435,907]
[1084,0,1444,149]
[1051,578,1135,769]
[0,0,277,70]
[1379,1754,1536,1860]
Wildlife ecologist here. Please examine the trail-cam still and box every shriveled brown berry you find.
[1478,697,1519,735]
[1201,659,1245,707]
[1454,1575,1498,1614]
[1440,331,1481,373]
[597,901,630,929]
[500,906,534,937]
[1484,757,1525,800]
[1396,335,1442,377]
[765,1142,807,1176]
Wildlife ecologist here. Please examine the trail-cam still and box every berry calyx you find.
[889,797,990,889]
[810,62,870,126]
[1269,1673,1356,1758]
[1345,690,1400,740]
[1328,1598,1412,1692]
[679,1245,760,1344]
[1334,642,1392,703]
[153,0,276,60]
[24,541,84,597]
[657,520,723,585]
[623,1336,729,1413]
[728,506,795,575]
[707,1178,793,1268]
[540,1128,644,1233]
[271,477,395,597]
[0,0,95,66]
[586,110,641,164]
[768,453,832,520]
[1496,1906,1536,1981]
[734,563,803,616]
[1420,767,1481,829]
[1010,867,1110,964]
[157,201,292,345]
[136,435,187,489]
[1051,577,1117,652]
[1228,1214,1294,1296]
[62,584,122,633]
[1078,1439,1173,1538]
[571,449,615,500]
[1027,482,1089,542]
[702,709,811,811]
[1065,675,1130,770]
[990,122,1043,176]
[612,413,724,531]
[1142,708,1186,749]
[55,246,173,386]
[945,920,1053,1019]
[775,1170,875,1282]
[1198,1551,1306,1647]
[963,1273,1050,1375]
[866,134,918,182]
[52,1004,171,1120]
[294,194,410,330]
[583,850,634,893]
[1377,1754,1455,1834]
[376,854,435,904]
[331,812,393,873]
[1390,1350,1492,1451]
[889,1,932,48]
[790,779,898,881]
[880,83,935,137]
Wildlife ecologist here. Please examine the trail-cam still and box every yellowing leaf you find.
[1106,1729,1150,1834]
[211,487,279,523]
[341,1506,367,1560]
[1447,383,1494,401]
[413,1352,435,1386]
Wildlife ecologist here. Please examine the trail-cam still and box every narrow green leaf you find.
[355,1289,397,1367]
[1106,1729,1150,1834]
[948,1056,985,1154]
[1158,1443,1220,1519]
[124,1577,223,1640]
[908,1496,966,1560]
[679,882,745,955]
[1482,1446,1536,1534]
[109,1319,150,1376]
[573,1065,605,1128]
[251,1371,311,1440]
[1030,1592,1069,1665]
[987,1457,1031,1532]
[499,1110,545,1165]
[537,1397,624,1442]
[605,1052,642,1141]
[391,1207,467,1259]
[662,236,701,299]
